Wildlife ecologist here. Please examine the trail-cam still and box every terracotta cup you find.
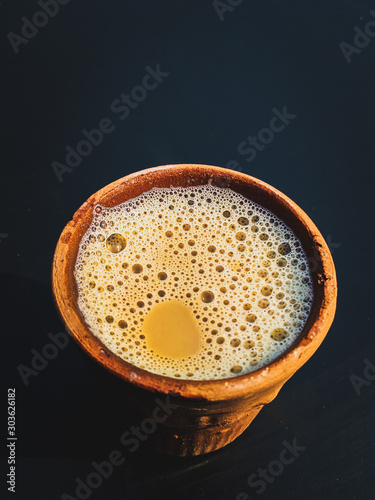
[52,164,337,456]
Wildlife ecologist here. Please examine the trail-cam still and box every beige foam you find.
[74,185,313,380]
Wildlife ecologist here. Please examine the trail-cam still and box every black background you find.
[1,1,375,499]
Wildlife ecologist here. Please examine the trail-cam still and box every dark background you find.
[1,1,375,499]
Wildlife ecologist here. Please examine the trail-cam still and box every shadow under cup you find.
[52,164,337,456]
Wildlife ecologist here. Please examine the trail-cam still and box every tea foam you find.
[74,185,313,380]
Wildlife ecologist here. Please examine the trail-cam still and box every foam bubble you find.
[74,185,313,380]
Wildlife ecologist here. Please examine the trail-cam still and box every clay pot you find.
[52,164,337,456]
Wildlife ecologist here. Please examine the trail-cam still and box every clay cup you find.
[52,164,337,456]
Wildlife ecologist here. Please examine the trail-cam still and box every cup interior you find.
[52,164,337,400]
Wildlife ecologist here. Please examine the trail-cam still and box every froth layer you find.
[74,185,313,380]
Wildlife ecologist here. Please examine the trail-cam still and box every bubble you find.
[270,328,289,341]
[278,243,291,255]
[230,338,241,347]
[223,211,231,218]
[106,315,114,323]
[258,299,270,309]
[201,291,214,303]
[208,245,216,253]
[238,217,249,226]
[243,340,255,349]
[230,365,243,373]
[276,258,287,268]
[246,314,257,323]
[132,264,143,273]
[106,233,126,253]
[235,232,246,241]
[158,272,168,280]
[261,286,273,296]
[118,320,127,329]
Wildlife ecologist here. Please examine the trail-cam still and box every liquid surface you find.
[74,185,313,380]
[143,300,201,359]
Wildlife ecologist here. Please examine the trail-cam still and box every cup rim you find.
[52,164,337,401]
